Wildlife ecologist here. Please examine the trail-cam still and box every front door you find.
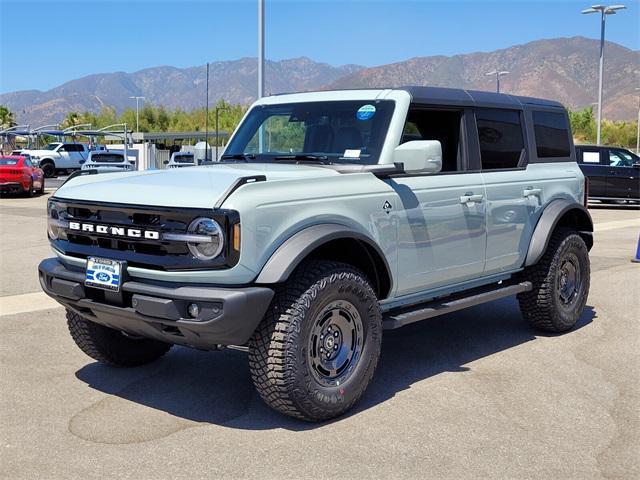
[390,107,486,297]
[606,148,640,199]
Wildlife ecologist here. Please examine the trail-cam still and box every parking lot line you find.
[594,218,640,232]
[0,292,61,317]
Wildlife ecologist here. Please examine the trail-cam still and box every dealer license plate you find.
[85,257,123,292]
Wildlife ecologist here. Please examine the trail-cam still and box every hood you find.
[54,162,340,209]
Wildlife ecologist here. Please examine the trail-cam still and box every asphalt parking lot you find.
[1,190,639,480]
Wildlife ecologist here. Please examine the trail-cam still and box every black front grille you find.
[49,198,239,270]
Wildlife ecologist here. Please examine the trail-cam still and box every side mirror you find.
[79,160,86,165]
[163,160,169,165]
[393,140,442,174]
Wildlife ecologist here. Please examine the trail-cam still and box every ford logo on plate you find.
[96,272,111,282]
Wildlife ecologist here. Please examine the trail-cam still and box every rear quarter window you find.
[532,111,571,158]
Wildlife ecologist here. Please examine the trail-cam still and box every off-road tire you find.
[40,161,55,178]
[248,261,382,421]
[66,309,172,366]
[518,228,590,333]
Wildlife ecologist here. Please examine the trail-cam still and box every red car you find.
[0,155,45,196]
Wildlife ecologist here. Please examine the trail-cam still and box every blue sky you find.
[1,0,638,93]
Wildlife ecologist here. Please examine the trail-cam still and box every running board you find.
[382,281,532,330]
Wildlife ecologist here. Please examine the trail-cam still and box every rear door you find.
[576,146,607,197]
[475,108,543,273]
[606,148,640,199]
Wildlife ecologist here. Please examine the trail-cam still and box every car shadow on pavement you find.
[75,298,596,432]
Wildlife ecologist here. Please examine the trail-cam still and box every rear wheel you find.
[25,178,34,197]
[66,310,172,367]
[40,161,56,178]
[248,261,382,421]
[518,228,590,333]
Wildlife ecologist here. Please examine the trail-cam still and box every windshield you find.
[90,153,125,163]
[224,100,395,165]
[174,154,194,163]
[44,143,60,150]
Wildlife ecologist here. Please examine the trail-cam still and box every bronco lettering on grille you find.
[68,221,160,240]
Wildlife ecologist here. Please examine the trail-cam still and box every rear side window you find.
[577,148,601,164]
[532,111,571,158]
[476,109,525,170]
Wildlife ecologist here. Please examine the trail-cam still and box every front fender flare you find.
[525,199,593,267]
[254,223,392,287]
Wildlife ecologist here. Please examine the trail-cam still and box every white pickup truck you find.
[16,142,94,177]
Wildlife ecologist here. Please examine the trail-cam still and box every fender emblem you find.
[383,201,392,214]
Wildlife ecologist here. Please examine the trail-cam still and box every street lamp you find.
[129,96,145,132]
[581,4,626,145]
[486,70,509,93]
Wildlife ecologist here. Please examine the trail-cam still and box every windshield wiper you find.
[273,154,330,164]
[220,153,256,162]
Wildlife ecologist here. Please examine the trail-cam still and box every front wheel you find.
[248,261,382,421]
[518,228,590,333]
[66,310,172,367]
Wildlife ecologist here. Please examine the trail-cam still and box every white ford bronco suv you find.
[39,87,593,421]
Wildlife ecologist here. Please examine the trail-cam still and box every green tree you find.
[0,105,16,129]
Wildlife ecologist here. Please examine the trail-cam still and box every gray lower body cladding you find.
[38,258,274,349]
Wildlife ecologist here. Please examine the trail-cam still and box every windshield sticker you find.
[343,149,361,159]
[356,104,376,121]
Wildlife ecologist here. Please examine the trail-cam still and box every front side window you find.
[225,100,395,165]
[609,149,638,167]
[476,109,525,170]
[532,111,571,158]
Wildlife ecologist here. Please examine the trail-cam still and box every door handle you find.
[460,194,484,204]
[523,188,542,197]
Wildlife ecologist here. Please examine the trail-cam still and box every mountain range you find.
[1,36,638,126]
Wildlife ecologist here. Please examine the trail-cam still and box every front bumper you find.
[38,257,274,349]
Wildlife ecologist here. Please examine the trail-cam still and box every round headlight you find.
[187,217,224,260]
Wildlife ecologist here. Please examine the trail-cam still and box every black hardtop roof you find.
[400,86,564,110]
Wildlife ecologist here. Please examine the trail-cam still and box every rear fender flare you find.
[525,199,593,267]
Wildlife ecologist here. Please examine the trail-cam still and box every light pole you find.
[258,0,265,99]
[205,62,210,161]
[215,104,230,161]
[486,70,509,93]
[581,4,626,145]
[129,96,145,132]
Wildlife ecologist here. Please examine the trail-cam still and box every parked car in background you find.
[81,151,135,173]
[575,145,640,203]
[0,155,45,196]
[16,142,93,178]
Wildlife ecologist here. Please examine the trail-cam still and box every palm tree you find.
[0,105,16,130]
[62,111,82,129]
